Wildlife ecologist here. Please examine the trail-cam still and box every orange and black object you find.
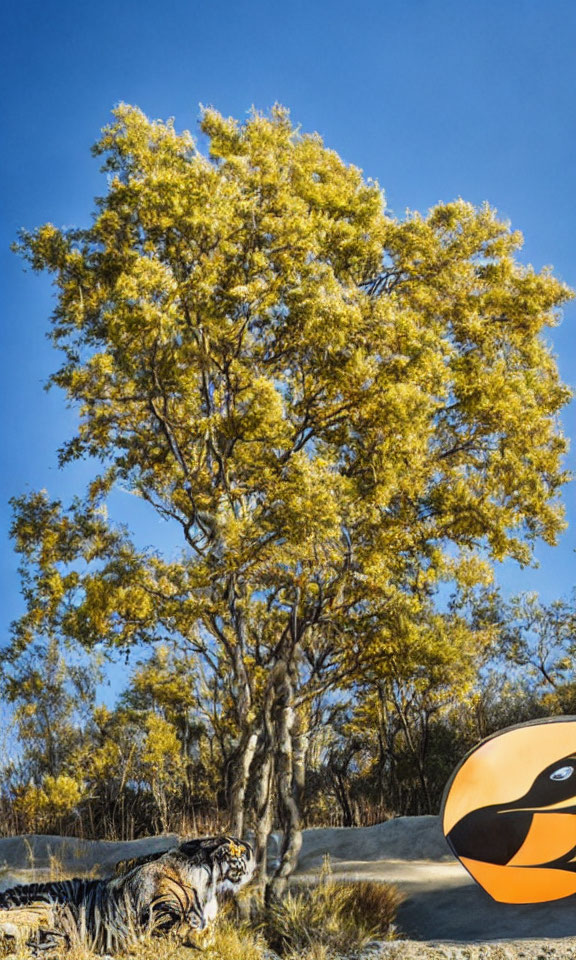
[441,717,576,903]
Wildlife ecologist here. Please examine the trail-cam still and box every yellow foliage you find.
[15,775,83,823]
[142,713,181,775]
[8,105,573,796]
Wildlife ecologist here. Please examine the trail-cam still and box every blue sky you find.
[2,0,576,695]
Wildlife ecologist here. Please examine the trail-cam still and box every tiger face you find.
[214,838,254,888]
[178,836,255,890]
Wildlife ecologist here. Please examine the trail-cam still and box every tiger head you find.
[178,836,255,890]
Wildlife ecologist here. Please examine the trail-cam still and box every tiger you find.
[0,835,254,955]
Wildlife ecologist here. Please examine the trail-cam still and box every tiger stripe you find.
[0,835,254,956]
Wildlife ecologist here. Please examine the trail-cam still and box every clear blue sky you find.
[2,0,576,686]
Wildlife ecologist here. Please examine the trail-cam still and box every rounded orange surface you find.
[441,718,576,903]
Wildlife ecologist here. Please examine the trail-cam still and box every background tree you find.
[2,637,98,831]
[502,592,576,689]
[119,644,225,831]
[7,104,572,895]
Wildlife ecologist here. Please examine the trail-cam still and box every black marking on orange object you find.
[441,717,576,903]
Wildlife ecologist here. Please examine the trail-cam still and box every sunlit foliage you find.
[6,105,572,881]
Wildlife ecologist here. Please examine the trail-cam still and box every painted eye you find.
[550,765,574,781]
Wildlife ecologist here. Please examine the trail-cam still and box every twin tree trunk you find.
[267,662,305,900]
[227,659,307,900]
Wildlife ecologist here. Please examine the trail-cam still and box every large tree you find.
[8,104,572,895]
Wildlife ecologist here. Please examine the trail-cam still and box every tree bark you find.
[228,728,258,837]
[253,751,275,882]
[331,769,358,826]
[252,682,276,885]
[267,664,305,902]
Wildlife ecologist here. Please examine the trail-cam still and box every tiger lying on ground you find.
[0,835,254,955]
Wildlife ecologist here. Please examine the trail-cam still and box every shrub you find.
[258,863,401,956]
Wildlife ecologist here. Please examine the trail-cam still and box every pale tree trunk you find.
[252,685,276,885]
[252,752,275,882]
[228,729,258,837]
[267,664,306,902]
[223,583,259,837]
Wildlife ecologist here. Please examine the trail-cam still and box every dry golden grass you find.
[0,852,402,960]
[5,923,576,960]
[0,924,265,960]
[0,875,400,960]
[0,903,55,936]
[254,860,401,958]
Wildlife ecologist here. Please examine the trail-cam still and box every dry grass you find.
[0,855,402,960]
[83,921,268,960]
[254,860,401,958]
[5,925,576,960]
[0,923,266,960]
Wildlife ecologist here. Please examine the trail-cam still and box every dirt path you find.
[297,858,576,943]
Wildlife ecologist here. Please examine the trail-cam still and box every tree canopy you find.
[8,103,573,892]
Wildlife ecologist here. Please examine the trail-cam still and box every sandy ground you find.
[2,818,576,948]
[290,818,576,944]
[297,858,576,942]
